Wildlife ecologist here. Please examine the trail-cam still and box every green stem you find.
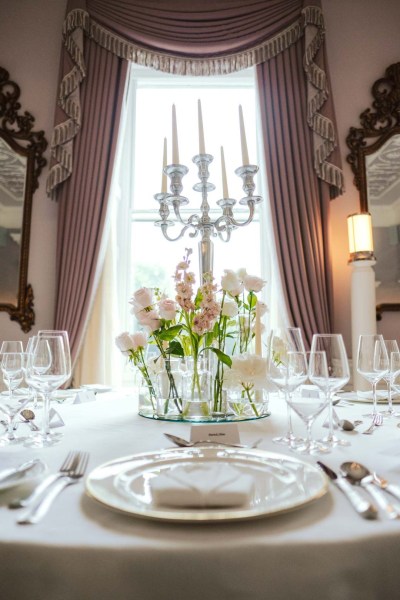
[244,385,260,417]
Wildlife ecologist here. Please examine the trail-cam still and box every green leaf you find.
[157,325,182,341]
[248,292,257,309]
[209,348,232,367]
[166,340,184,357]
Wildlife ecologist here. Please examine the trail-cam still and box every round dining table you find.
[1,389,400,600]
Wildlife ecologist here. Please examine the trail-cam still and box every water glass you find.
[357,334,389,417]
[380,340,400,417]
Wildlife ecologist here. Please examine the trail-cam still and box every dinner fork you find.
[16,452,89,524]
[9,450,81,509]
[362,413,383,435]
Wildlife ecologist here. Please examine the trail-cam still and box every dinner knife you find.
[317,461,378,520]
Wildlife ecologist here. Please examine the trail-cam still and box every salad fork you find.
[362,413,383,435]
[16,451,89,524]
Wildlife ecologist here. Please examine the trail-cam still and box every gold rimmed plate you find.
[85,447,327,523]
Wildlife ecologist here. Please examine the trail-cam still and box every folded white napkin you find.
[150,463,255,508]
[48,407,65,428]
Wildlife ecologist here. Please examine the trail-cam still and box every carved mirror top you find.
[346,62,400,211]
[0,67,47,332]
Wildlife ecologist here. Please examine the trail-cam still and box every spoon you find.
[20,409,40,431]
[341,461,400,520]
[164,433,262,449]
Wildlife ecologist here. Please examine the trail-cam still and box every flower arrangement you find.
[116,249,268,420]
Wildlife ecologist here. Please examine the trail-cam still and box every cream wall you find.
[0,0,398,357]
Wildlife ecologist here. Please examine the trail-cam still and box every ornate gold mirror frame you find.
[346,62,400,321]
[0,67,47,332]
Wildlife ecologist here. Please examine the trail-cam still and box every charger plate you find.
[337,391,400,404]
[86,447,327,523]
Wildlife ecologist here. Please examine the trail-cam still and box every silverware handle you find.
[385,483,400,502]
[335,478,377,519]
[9,474,60,509]
[364,482,400,519]
[17,477,72,524]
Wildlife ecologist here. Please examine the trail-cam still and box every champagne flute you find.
[289,350,330,454]
[267,330,307,447]
[24,334,70,447]
[357,334,389,417]
[311,334,350,447]
[380,340,400,417]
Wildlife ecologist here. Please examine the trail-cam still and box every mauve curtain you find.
[256,41,333,346]
[54,36,127,365]
[48,0,343,367]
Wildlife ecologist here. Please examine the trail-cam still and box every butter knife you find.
[317,461,378,520]
[0,458,42,484]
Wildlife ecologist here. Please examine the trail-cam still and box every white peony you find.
[221,269,243,296]
[256,300,269,316]
[243,274,266,293]
[224,353,268,390]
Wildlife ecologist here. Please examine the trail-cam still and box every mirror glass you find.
[0,66,47,332]
[366,134,400,306]
[0,136,27,304]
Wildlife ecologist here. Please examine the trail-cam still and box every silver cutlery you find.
[373,472,400,502]
[164,433,262,449]
[0,458,43,484]
[17,451,89,524]
[362,413,383,435]
[9,451,82,510]
[341,461,400,520]
[317,461,377,519]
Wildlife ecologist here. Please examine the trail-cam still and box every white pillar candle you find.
[255,301,262,356]
[238,105,249,165]
[220,146,229,198]
[172,104,179,164]
[198,99,206,155]
[161,137,167,193]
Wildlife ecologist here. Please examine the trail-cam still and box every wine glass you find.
[0,352,31,445]
[24,334,70,447]
[38,330,72,387]
[380,340,400,417]
[391,352,400,397]
[267,329,307,447]
[0,341,23,396]
[311,334,350,447]
[288,350,330,454]
[357,334,389,417]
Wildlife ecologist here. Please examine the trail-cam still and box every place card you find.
[190,423,240,444]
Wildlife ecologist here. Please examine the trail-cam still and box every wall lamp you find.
[347,212,375,262]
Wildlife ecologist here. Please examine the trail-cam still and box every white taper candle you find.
[172,104,179,164]
[198,99,206,155]
[220,146,229,198]
[238,104,249,165]
[161,137,167,193]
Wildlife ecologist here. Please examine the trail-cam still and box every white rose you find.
[115,332,133,353]
[132,287,153,309]
[237,268,247,280]
[221,300,239,318]
[243,274,266,293]
[226,353,268,390]
[221,269,244,296]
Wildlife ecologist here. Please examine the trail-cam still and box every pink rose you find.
[132,287,153,309]
[137,309,161,332]
[158,298,177,321]
[115,332,133,353]
[130,331,148,350]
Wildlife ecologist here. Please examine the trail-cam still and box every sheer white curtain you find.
[74,66,289,386]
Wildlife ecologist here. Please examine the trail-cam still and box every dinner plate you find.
[337,391,400,404]
[0,459,47,492]
[86,447,327,523]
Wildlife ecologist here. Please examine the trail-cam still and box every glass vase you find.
[154,357,183,420]
[237,312,253,354]
[181,357,212,421]
[227,388,269,419]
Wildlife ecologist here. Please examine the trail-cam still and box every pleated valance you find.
[46,0,344,197]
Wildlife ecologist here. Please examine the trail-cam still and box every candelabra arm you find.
[228,200,256,228]
[159,223,198,243]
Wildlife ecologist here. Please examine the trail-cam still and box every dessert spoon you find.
[164,433,262,449]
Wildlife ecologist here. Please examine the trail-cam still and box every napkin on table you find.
[150,463,255,508]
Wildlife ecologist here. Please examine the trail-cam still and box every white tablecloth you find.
[1,390,400,600]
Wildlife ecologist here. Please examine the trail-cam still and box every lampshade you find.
[347,212,375,262]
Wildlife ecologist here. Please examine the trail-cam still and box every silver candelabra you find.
[154,153,262,280]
